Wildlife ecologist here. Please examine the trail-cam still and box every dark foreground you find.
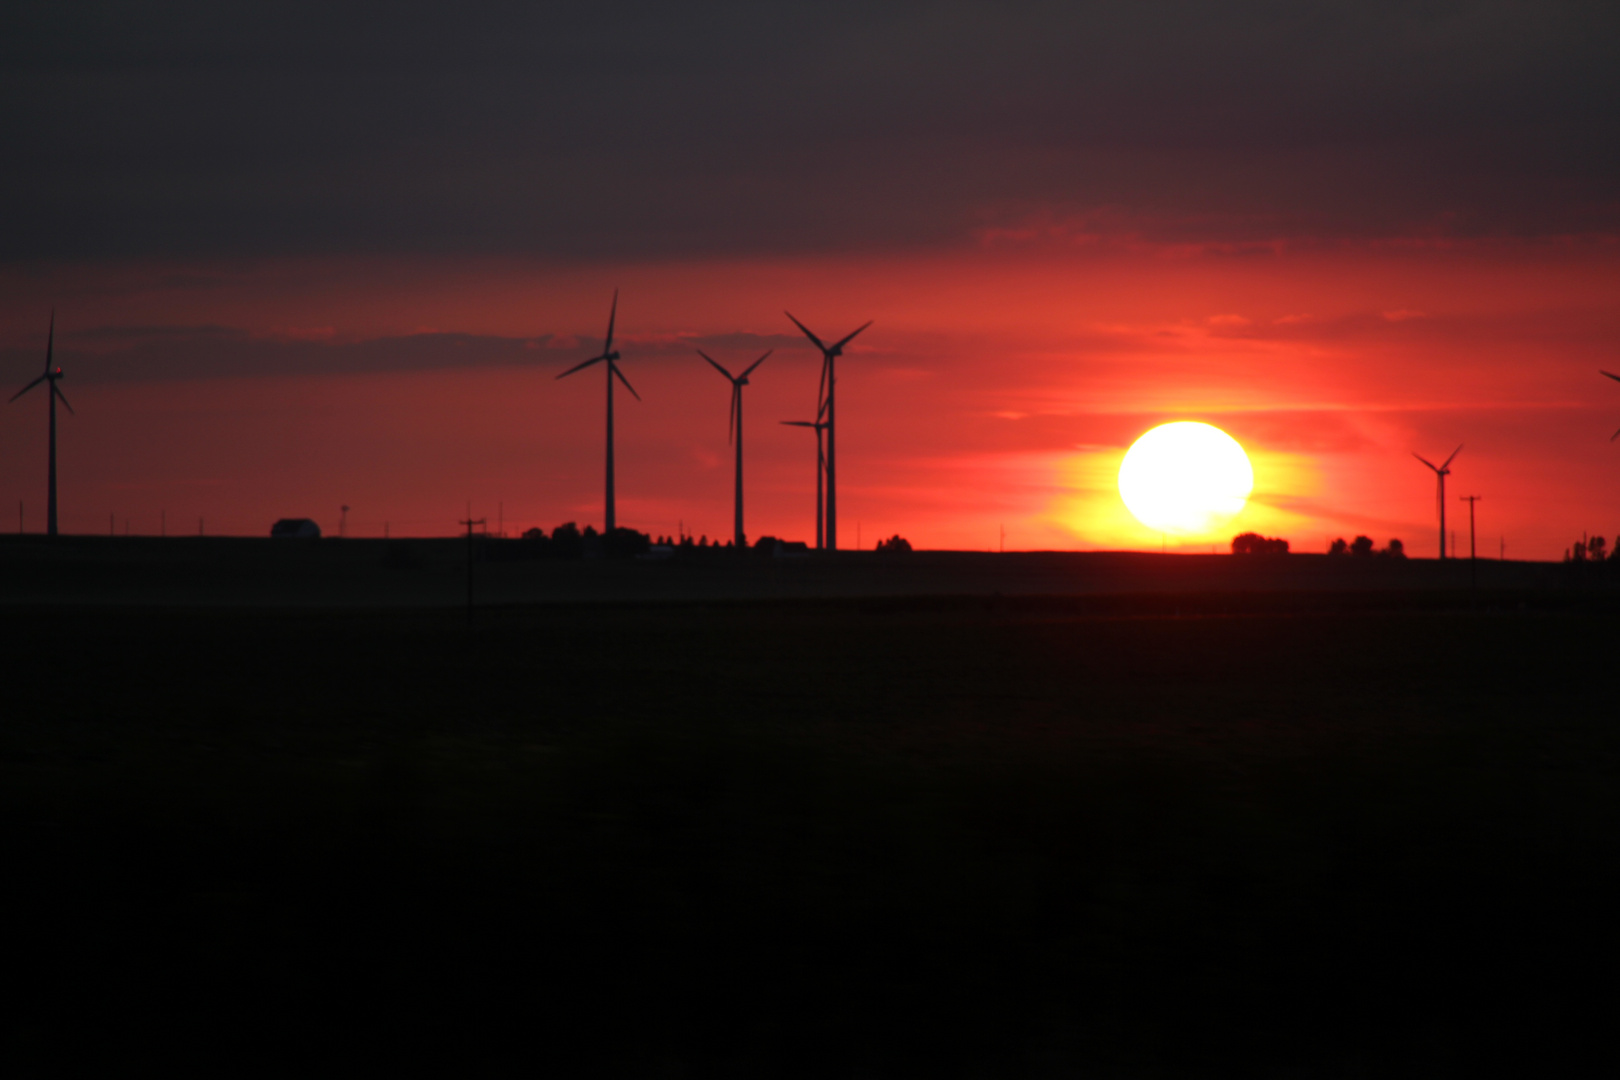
[6,596,1619,1076]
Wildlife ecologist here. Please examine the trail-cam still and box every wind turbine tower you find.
[558,290,639,532]
[9,312,74,536]
[780,414,828,550]
[699,348,770,549]
[1414,445,1462,560]
[784,313,871,552]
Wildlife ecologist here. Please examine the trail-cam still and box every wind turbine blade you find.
[697,350,735,381]
[728,384,738,443]
[1602,370,1620,383]
[1413,452,1439,472]
[1441,444,1462,470]
[557,354,607,379]
[9,374,46,403]
[604,288,618,353]
[817,355,829,414]
[741,349,771,378]
[1612,426,1620,442]
[612,362,641,401]
[784,312,827,353]
[780,420,817,428]
[53,384,74,415]
[830,320,873,352]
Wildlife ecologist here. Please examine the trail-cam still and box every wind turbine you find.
[1414,444,1462,560]
[780,414,828,550]
[9,311,73,536]
[1602,370,1620,440]
[558,289,639,532]
[699,348,770,549]
[784,313,871,552]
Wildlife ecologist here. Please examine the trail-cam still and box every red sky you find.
[3,238,1618,559]
[5,4,1620,559]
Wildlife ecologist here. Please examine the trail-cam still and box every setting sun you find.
[1118,422,1255,536]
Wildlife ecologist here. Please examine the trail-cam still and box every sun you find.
[1118,422,1254,535]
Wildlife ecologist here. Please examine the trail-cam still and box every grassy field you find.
[5,596,1619,1075]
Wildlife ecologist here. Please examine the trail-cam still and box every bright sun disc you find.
[1118,422,1254,535]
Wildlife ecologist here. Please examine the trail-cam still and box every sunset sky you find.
[4,2,1619,558]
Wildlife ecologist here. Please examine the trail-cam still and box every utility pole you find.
[1459,495,1481,588]
[460,505,486,626]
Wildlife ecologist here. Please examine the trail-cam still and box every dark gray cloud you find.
[0,323,810,384]
[3,1,1617,260]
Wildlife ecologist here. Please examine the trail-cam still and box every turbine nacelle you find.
[10,343,72,414]
[699,348,769,444]
[785,312,872,362]
[1413,444,1462,476]
[558,292,639,400]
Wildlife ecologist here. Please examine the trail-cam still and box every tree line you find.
[1231,533,1408,557]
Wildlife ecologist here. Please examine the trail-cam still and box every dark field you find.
[6,596,1620,1075]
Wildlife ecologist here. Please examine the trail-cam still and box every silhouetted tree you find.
[876,534,912,553]
[1590,536,1608,561]
[1232,532,1289,555]
[1350,535,1375,558]
[1328,537,1349,556]
[601,526,651,559]
[1382,538,1407,559]
[551,522,584,559]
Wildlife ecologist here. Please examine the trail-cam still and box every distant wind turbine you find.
[1414,445,1462,560]
[784,313,871,552]
[557,290,639,532]
[699,348,770,549]
[780,414,828,551]
[9,311,73,536]
[1602,370,1620,440]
